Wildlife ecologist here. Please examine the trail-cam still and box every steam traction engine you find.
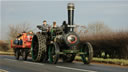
[31,3,93,64]
[11,32,33,60]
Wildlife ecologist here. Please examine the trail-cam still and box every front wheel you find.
[80,42,93,64]
[48,43,60,64]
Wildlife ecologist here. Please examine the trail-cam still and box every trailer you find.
[10,32,33,60]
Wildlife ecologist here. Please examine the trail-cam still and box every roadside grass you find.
[0,51,14,55]
[75,56,128,66]
[0,51,128,66]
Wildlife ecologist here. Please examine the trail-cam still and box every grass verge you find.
[75,56,128,66]
[0,51,128,66]
[0,51,14,55]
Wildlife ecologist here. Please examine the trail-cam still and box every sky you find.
[0,0,128,40]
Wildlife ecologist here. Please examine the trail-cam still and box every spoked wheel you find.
[31,33,47,62]
[80,42,93,64]
[15,49,20,60]
[22,49,29,60]
[63,54,76,63]
[48,42,60,64]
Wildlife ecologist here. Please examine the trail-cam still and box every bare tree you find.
[87,22,111,35]
[8,23,31,40]
[74,24,88,36]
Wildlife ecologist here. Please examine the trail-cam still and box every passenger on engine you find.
[37,20,50,34]
[50,21,59,37]
[53,21,57,28]
[51,21,57,31]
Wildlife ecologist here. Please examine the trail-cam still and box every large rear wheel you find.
[80,42,93,64]
[31,33,47,62]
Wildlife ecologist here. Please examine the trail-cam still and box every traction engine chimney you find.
[67,3,75,32]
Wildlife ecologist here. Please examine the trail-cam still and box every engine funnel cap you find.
[67,3,75,10]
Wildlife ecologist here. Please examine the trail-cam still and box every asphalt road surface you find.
[0,55,128,72]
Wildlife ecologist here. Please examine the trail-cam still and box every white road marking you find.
[23,61,44,66]
[4,58,17,61]
[56,66,97,72]
[0,69,9,72]
[4,58,96,72]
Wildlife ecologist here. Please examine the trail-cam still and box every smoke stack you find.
[67,3,75,31]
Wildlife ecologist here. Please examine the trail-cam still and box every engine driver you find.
[37,20,50,33]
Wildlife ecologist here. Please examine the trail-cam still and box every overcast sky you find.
[0,0,128,40]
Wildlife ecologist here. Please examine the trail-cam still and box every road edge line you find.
[56,66,97,72]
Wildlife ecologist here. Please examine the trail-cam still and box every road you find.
[0,55,127,72]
